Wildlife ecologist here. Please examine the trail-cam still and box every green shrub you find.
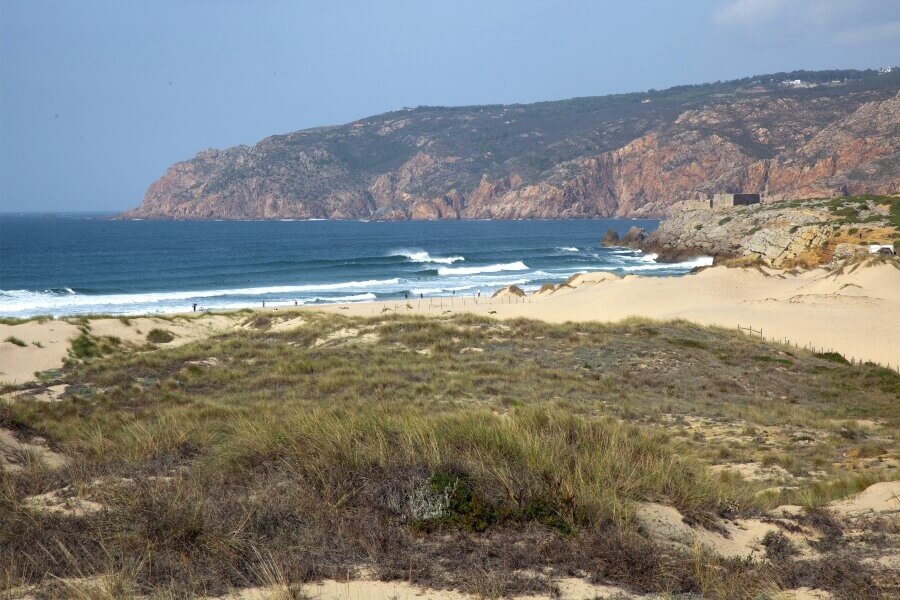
[70,333,102,358]
[814,351,849,364]
[147,329,175,344]
[70,331,122,358]
[4,336,27,347]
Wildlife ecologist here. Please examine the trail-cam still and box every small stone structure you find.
[683,198,713,211]
[682,193,761,211]
[712,193,760,209]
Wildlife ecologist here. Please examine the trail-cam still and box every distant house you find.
[712,193,761,209]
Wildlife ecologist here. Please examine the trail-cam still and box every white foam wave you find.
[391,249,464,264]
[410,275,535,297]
[214,293,377,309]
[0,279,399,313]
[437,261,528,276]
[309,293,377,304]
[638,253,659,262]
[619,256,713,272]
[556,247,579,252]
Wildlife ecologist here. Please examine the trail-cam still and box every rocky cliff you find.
[123,69,900,221]
[606,195,899,268]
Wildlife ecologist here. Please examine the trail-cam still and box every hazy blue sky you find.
[2,0,899,212]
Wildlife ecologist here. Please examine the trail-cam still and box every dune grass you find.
[145,328,175,344]
[2,312,896,598]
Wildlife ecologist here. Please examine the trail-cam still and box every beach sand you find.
[2,261,898,386]
[0,315,241,385]
[319,261,900,369]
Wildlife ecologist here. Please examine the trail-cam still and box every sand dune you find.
[2,261,898,386]
[322,261,900,369]
[0,315,241,385]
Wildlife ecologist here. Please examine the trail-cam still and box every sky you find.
[1,0,899,213]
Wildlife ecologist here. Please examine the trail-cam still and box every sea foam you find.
[391,249,465,264]
[0,279,399,313]
[437,261,528,276]
[619,255,713,271]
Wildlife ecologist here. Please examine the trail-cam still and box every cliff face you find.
[123,70,900,220]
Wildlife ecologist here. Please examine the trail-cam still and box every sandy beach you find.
[2,261,899,385]
[317,260,900,370]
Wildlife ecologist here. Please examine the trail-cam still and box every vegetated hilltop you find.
[123,69,900,221]
[2,311,899,598]
[606,194,900,267]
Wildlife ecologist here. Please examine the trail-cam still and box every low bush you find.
[814,351,849,364]
[147,328,175,344]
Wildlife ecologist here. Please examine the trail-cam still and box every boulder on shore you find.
[601,228,620,246]
[622,226,647,245]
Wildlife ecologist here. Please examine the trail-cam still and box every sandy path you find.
[318,262,900,369]
[215,577,649,599]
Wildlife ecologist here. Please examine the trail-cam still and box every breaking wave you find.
[437,261,529,276]
[0,279,399,314]
[391,249,464,264]
[619,255,713,272]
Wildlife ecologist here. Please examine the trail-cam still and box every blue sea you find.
[0,216,711,318]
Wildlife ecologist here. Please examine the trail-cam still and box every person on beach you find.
[192,303,197,312]
[262,301,266,308]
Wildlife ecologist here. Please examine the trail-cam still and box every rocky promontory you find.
[123,69,900,221]
[605,195,898,268]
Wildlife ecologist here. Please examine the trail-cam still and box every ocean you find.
[0,215,711,318]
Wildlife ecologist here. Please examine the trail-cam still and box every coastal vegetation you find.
[146,328,175,344]
[2,312,897,598]
[3,337,26,348]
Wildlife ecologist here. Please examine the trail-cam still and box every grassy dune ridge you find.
[2,312,898,598]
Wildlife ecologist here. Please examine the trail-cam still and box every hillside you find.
[123,69,900,221]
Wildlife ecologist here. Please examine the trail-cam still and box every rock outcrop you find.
[122,70,900,221]
[744,225,834,265]
[610,195,898,268]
